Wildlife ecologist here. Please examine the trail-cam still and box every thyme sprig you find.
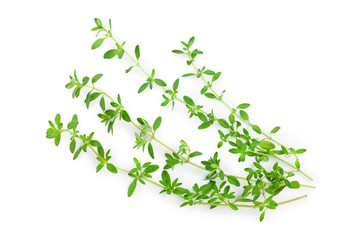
[46,18,315,222]
[91,18,312,181]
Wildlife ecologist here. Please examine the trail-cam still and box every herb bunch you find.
[46,18,314,222]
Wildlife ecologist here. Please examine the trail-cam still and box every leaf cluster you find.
[45,18,314,223]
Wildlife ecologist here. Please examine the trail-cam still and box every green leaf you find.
[229,148,240,154]
[153,117,162,131]
[65,82,75,89]
[73,147,82,160]
[212,72,221,82]
[202,181,215,194]
[290,148,297,155]
[274,185,286,196]
[90,140,101,147]
[138,83,149,93]
[96,163,104,173]
[82,76,89,85]
[121,110,131,122]
[203,70,215,75]
[200,86,208,95]
[228,202,238,211]
[94,18,103,28]
[182,73,195,77]
[69,139,76,153]
[281,145,289,155]
[97,146,104,158]
[290,181,300,189]
[229,114,235,124]
[100,97,106,111]
[189,151,202,158]
[135,45,140,60]
[103,49,118,59]
[55,114,61,127]
[107,163,118,173]
[133,157,141,169]
[161,170,171,184]
[90,92,102,101]
[237,103,250,109]
[295,159,300,169]
[85,92,91,109]
[187,36,195,48]
[46,127,56,139]
[92,74,103,84]
[72,87,81,98]
[73,70,79,81]
[183,96,195,106]
[125,66,133,73]
[154,78,167,87]
[227,175,240,187]
[197,112,207,122]
[218,119,229,128]
[260,211,265,222]
[118,49,125,59]
[173,187,186,195]
[91,38,105,50]
[54,133,61,146]
[173,79,179,91]
[296,149,307,154]
[144,165,159,174]
[198,121,211,129]
[259,141,276,150]
[148,142,154,159]
[172,49,184,54]
[252,125,261,134]
[204,93,217,99]
[48,120,55,128]
[239,110,249,121]
[271,126,281,134]
[161,99,170,107]
[180,202,189,207]
[128,179,137,197]
[67,114,78,130]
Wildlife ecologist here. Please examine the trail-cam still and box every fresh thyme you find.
[46,18,314,222]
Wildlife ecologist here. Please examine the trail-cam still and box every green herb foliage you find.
[46,18,315,222]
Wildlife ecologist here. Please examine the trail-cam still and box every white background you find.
[1,0,359,239]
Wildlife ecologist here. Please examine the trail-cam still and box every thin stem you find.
[141,176,165,189]
[277,194,307,205]
[199,195,307,208]
[115,167,130,174]
[299,184,316,189]
[83,84,115,102]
